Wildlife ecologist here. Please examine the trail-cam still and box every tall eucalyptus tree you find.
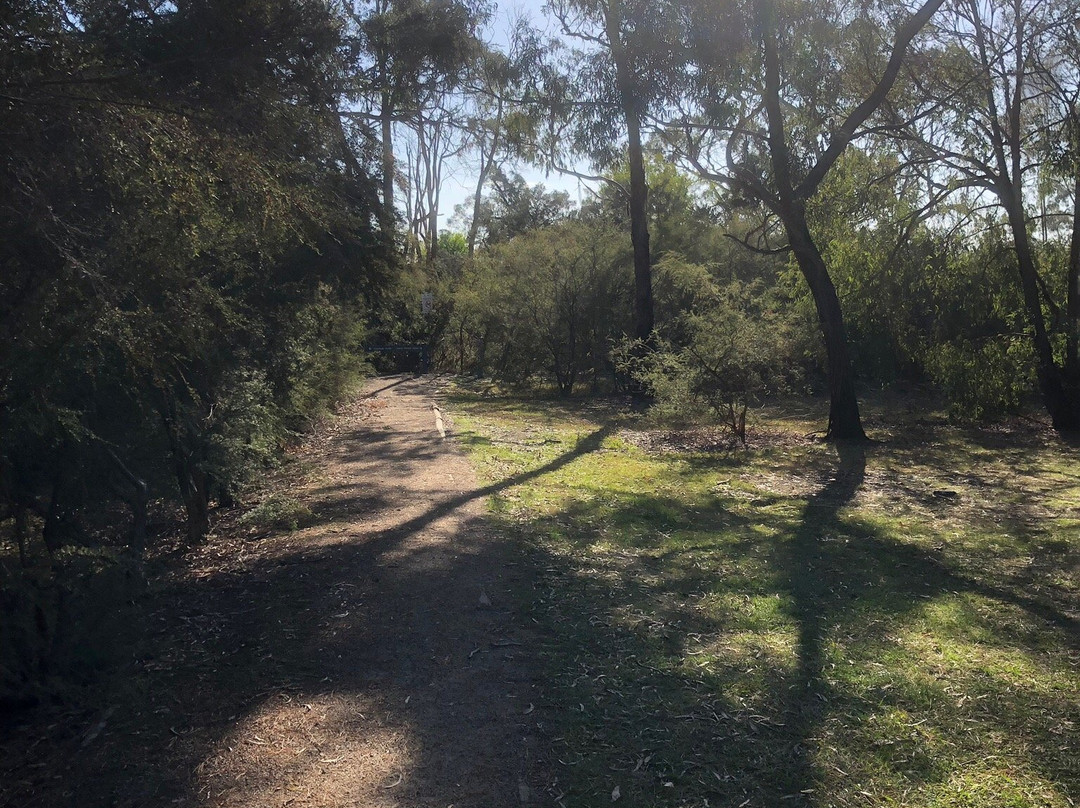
[346,0,486,230]
[547,0,686,343]
[884,0,1080,431]
[670,0,946,439]
[462,20,549,255]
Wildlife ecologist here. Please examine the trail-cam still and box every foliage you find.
[924,339,1037,422]
[461,169,574,247]
[624,264,802,441]
[1,0,393,550]
[450,220,632,392]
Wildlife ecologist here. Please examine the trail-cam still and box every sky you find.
[433,0,603,229]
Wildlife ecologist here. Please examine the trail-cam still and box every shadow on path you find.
[0,378,616,808]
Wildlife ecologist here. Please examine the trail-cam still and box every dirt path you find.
[1,375,548,807]
[193,374,547,807]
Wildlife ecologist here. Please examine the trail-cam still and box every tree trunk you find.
[625,109,653,342]
[475,324,490,376]
[755,0,863,440]
[1066,172,1080,384]
[468,99,503,257]
[1004,191,1080,431]
[458,320,466,374]
[427,204,439,263]
[381,88,395,225]
[158,395,211,540]
[106,448,148,553]
[785,211,867,441]
[467,156,487,255]
[130,493,148,554]
[175,459,210,542]
[604,0,653,343]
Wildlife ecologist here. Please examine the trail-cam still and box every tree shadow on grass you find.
[765,440,1076,805]
[3,400,1078,807]
[774,440,867,804]
[519,441,1079,806]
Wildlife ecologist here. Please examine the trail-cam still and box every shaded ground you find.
[450,389,1080,807]
[1,375,550,807]
[7,381,1080,807]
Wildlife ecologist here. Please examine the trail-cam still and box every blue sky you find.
[436,0,600,228]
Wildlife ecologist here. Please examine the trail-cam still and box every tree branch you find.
[796,0,948,199]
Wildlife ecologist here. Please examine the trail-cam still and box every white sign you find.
[421,291,434,315]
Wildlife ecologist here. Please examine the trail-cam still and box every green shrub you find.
[623,280,802,441]
[923,337,1036,420]
[239,494,314,532]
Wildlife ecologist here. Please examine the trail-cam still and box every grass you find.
[447,387,1080,808]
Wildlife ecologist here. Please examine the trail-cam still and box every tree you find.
[885,0,1080,430]
[453,220,632,389]
[669,0,946,439]
[547,0,685,344]
[462,170,573,246]
[461,20,549,255]
[345,0,486,232]
[1,0,392,544]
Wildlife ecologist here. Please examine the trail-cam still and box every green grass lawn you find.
[448,388,1080,808]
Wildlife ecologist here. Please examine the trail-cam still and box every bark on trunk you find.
[1066,172,1080,383]
[175,460,210,542]
[756,0,864,440]
[42,465,80,553]
[381,88,395,224]
[604,0,653,343]
[1004,192,1080,431]
[786,213,867,441]
[468,99,503,257]
[475,324,490,376]
[626,112,653,342]
[467,161,485,255]
[427,204,439,263]
[160,402,211,541]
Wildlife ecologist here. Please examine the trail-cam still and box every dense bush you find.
[0,0,395,701]
[1,0,392,552]
[450,220,633,392]
[623,262,805,440]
